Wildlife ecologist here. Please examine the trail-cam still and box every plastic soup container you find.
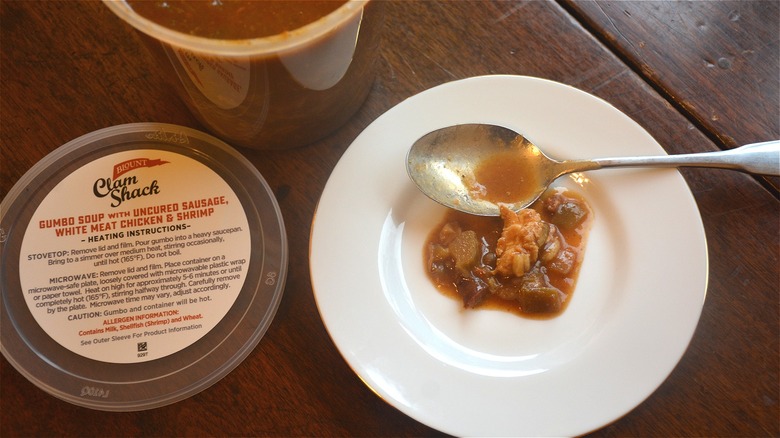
[103,1,384,150]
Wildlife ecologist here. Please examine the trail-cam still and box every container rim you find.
[101,0,368,56]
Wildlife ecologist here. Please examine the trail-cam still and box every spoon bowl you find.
[406,124,779,216]
[405,124,560,216]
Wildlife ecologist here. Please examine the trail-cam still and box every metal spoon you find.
[406,124,780,216]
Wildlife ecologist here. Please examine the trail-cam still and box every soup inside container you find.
[103,0,384,150]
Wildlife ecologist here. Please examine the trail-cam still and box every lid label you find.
[20,149,251,363]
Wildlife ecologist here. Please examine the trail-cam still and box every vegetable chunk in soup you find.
[425,188,592,317]
[127,0,348,40]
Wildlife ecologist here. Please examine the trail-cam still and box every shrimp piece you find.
[494,205,547,277]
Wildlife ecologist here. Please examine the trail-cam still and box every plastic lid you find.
[1,123,287,411]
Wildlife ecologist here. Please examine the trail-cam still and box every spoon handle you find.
[581,140,780,176]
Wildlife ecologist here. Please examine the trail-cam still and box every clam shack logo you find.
[93,158,169,208]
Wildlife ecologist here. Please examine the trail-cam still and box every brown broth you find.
[127,1,348,40]
[471,150,541,204]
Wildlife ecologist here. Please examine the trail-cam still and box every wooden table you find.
[2,1,777,436]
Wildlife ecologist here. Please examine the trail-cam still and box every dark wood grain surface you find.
[564,0,780,193]
[1,1,777,436]
[565,0,779,148]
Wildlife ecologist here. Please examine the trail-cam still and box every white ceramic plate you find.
[310,75,707,436]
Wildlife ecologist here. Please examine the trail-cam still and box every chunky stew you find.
[425,187,592,317]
